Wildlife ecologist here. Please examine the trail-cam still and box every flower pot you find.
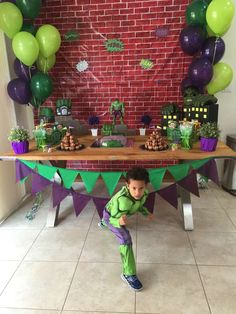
[139,128,146,136]
[91,128,98,136]
[200,137,218,152]
[11,141,29,154]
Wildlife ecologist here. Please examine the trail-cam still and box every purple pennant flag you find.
[93,197,109,218]
[158,184,178,209]
[178,170,199,197]
[31,172,52,195]
[197,159,220,186]
[52,182,70,207]
[71,191,91,217]
[144,192,156,213]
[15,160,32,182]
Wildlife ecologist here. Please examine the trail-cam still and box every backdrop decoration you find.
[64,30,79,41]
[140,59,154,70]
[14,58,37,81]
[206,62,233,95]
[36,53,56,73]
[36,24,61,58]
[179,25,207,55]
[12,31,39,66]
[15,0,42,19]
[104,39,124,52]
[188,57,213,87]
[76,60,89,72]
[201,36,225,64]
[0,2,23,38]
[7,77,31,104]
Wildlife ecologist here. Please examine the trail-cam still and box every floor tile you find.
[199,265,236,314]
[136,264,210,314]
[0,261,19,294]
[189,231,236,266]
[64,262,135,312]
[137,230,195,264]
[0,309,60,314]
[0,261,76,310]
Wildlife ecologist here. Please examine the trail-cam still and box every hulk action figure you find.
[110,99,125,125]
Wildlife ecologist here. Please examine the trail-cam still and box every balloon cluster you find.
[0,0,61,107]
[179,0,234,95]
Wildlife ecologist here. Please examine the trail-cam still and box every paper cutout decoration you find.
[64,30,79,41]
[155,26,169,38]
[104,39,124,52]
[140,59,154,69]
[76,60,88,72]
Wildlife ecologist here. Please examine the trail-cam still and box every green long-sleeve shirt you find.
[105,186,149,227]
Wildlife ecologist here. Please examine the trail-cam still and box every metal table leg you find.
[178,186,194,231]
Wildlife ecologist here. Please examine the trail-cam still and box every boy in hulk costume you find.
[99,167,153,291]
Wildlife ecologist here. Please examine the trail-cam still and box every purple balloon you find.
[7,78,31,104]
[188,57,213,87]
[201,36,225,64]
[14,59,37,81]
[0,0,16,2]
[179,25,207,55]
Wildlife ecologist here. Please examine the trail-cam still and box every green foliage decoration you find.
[8,126,30,142]
[199,122,220,139]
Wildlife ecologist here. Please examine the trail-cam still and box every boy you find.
[99,167,153,291]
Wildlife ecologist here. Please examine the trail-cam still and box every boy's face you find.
[126,179,147,200]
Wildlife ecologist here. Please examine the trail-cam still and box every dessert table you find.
[1,135,236,230]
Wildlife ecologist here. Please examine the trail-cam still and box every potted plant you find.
[140,114,152,135]
[88,115,100,136]
[8,126,30,154]
[199,122,220,152]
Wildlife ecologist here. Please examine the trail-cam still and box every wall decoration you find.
[64,30,79,41]
[76,60,89,72]
[104,39,124,52]
[140,59,154,70]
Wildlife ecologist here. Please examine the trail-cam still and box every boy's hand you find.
[119,215,128,226]
[147,213,154,221]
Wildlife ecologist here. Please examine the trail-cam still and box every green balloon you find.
[16,0,42,19]
[36,53,56,73]
[186,0,208,26]
[12,31,39,66]
[21,22,37,36]
[0,2,23,39]
[206,62,233,95]
[206,0,235,36]
[30,72,53,99]
[30,96,45,109]
[36,24,61,58]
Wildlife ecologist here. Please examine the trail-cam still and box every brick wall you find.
[36,0,191,170]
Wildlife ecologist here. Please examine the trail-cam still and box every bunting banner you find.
[148,168,166,191]
[167,163,190,181]
[197,159,220,186]
[144,192,156,213]
[79,171,100,193]
[101,171,123,196]
[93,197,110,218]
[177,170,199,197]
[158,183,178,209]
[52,182,71,207]
[31,172,52,195]
[71,191,91,216]
[15,159,33,182]
[37,163,57,181]
[58,168,79,189]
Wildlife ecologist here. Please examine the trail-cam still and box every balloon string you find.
[44,58,47,73]
[212,37,219,65]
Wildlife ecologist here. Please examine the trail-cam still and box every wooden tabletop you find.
[1,135,236,161]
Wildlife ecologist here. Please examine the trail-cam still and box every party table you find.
[1,135,236,230]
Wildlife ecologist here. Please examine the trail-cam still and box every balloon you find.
[206,62,233,94]
[36,24,61,58]
[201,36,225,64]
[30,96,45,109]
[180,77,203,94]
[21,22,37,35]
[7,78,31,104]
[188,57,213,87]
[14,58,37,81]
[186,0,208,27]
[206,0,235,36]
[15,0,42,19]
[30,72,53,100]
[0,2,23,39]
[12,31,39,66]
[179,25,207,55]
[0,0,16,3]
[36,53,56,73]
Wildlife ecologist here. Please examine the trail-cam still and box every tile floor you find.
[0,182,236,314]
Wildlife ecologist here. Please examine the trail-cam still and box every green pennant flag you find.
[20,160,37,170]
[167,163,190,181]
[148,168,166,191]
[101,171,122,196]
[79,171,100,193]
[191,158,211,170]
[58,168,79,189]
[37,164,57,181]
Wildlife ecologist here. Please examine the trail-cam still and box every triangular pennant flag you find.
[79,171,100,193]
[71,191,91,216]
[197,159,220,186]
[148,168,166,191]
[20,159,37,170]
[101,171,122,196]
[177,171,199,197]
[191,158,211,170]
[158,183,178,209]
[93,197,109,218]
[31,172,52,195]
[15,159,32,182]
[144,192,156,213]
[167,163,190,181]
[52,182,70,207]
[58,168,79,189]
[37,163,57,181]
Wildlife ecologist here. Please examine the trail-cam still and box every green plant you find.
[8,126,30,142]
[199,122,220,139]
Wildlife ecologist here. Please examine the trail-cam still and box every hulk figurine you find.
[110,99,125,125]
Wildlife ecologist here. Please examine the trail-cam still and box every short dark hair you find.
[126,167,149,184]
